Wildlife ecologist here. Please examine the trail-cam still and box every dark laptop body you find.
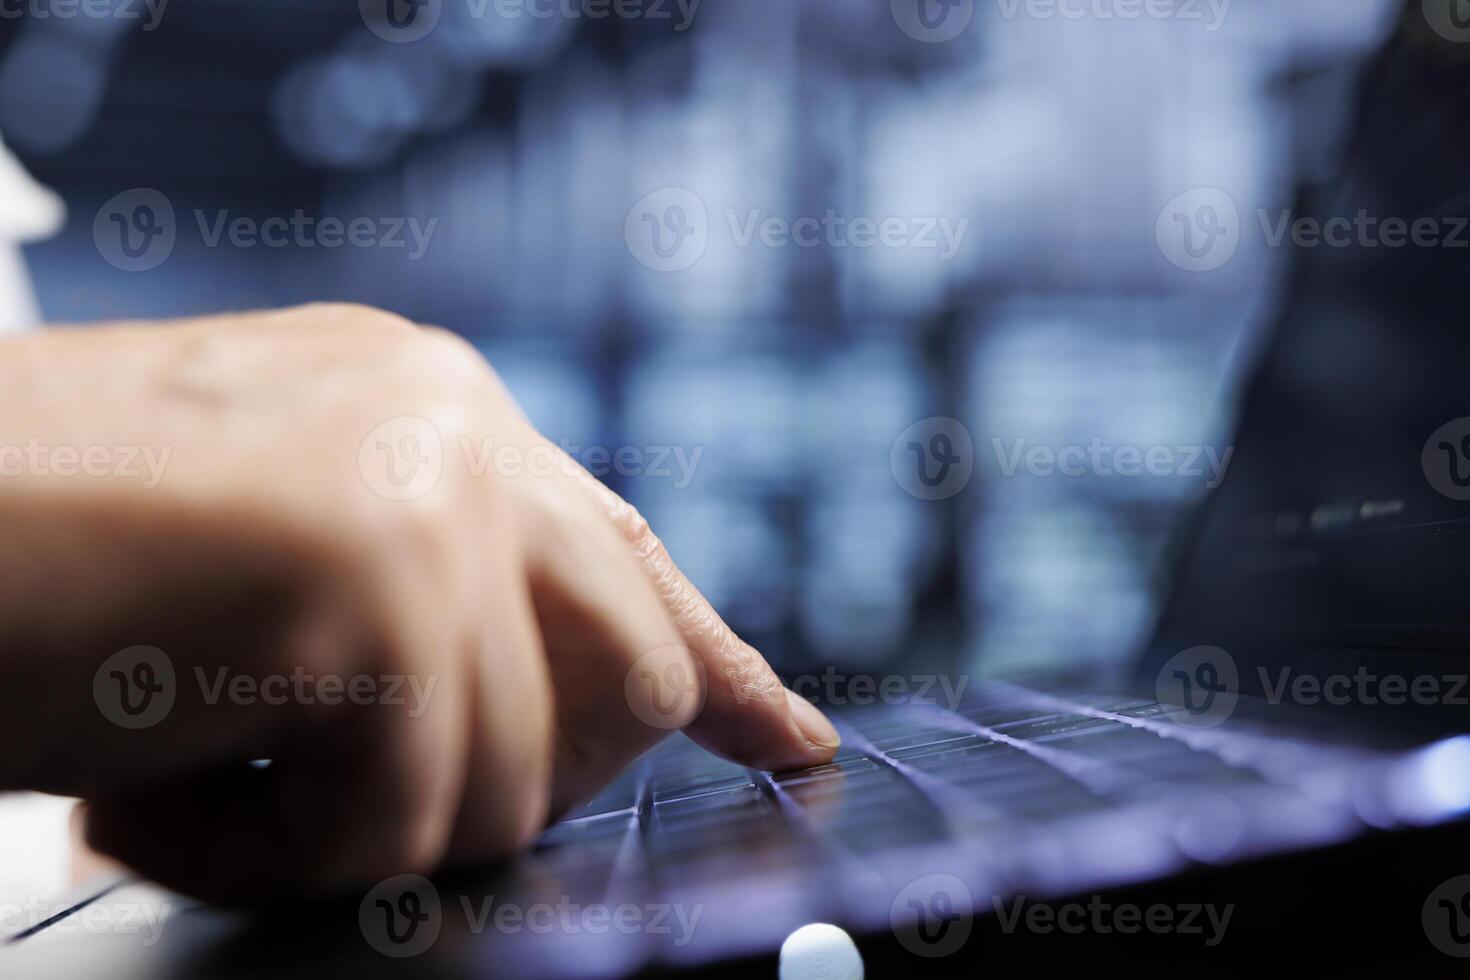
[8,4,1470,977]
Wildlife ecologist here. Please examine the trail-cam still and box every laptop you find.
[7,4,1470,977]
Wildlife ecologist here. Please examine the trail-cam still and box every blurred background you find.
[0,0,1405,681]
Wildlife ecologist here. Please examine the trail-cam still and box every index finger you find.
[564,461,840,772]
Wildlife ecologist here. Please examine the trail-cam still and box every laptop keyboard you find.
[526,684,1381,915]
[8,681,1459,979]
[388,681,1434,975]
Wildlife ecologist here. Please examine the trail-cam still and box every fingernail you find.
[786,689,841,751]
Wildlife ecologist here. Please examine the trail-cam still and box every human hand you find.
[0,304,839,903]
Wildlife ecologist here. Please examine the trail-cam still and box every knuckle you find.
[410,327,498,391]
[390,804,456,871]
[608,500,699,617]
[291,506,461,650]
[607,495,661,557]
[624,512,660,559]
[316,793,452,884]
[475,794,545,860]
[363,496,462,586]
[304,302,420,336]
[724,652,786,705]
[529,490,617,566]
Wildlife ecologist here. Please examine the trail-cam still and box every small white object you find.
[0,133,64,334]
[0,134,64,243]
[0,793,77,927]
[779,923,864,980]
